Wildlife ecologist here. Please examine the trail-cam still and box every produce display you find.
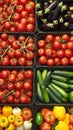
[0,0,35,32]
[36,0,73,31]
[0,34,35,66]
[0,106,33,130]
[35,106,73,130]
[37,34,73,66]
[36,68,73,103]
[0,69,33,103]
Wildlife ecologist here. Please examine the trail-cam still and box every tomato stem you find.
[0,45,11,58]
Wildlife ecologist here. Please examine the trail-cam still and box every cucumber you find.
[45,71,51,87]
[46,87,62,103]
[68,79,73,84]
[36,82,44,102]
[37,70,50,103]
[52,70,73,77]
[51,79,69,89]
[50,83,68,99]
[42,69,48,81]
[49,84,63,99]
[69,84,73,90]
[51,120,58,130]
[51,74,67,82]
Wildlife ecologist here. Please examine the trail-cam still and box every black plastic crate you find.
[36,32,73,66]
[0,67,34,106]
[35,65,73,105]
[0,33,36,67]
[36,0,73,32]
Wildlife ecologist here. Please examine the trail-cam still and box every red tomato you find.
[53,41,62,50]
[52,50,57,58]
[45,48,53,58]
[20,10,28,18]
[9,73,16,82]
[62,43,67,50]
[14,90,21,98]
[26,60,33,66]
[40,122,51,130]
[56,49,65,59]
[26,24,34,32]
[8,35,16,44]
[12,13,20,22]
[4,21,11,30]
[18,57,26,66]
[27,42,35,51]
[54,58,61,66]
[1,56,9,66]
[25,3,33,13]
[11,70,18,76]
[55,35,61,41]
[37,48,45,56]
[18,35,26,43]
[1,33,8,41]
[25,52,34,60]
[61,57,68,66]
[1,41,8,49]
[2,70,9,79]
[23,81,32,90]
[15,5,24,13]
[7,48,15,58]
[12,40,20,49]
[47,59,54,66]
[25,70,33,78]
[21,107,32,120]
[38,40,46,48]
[7,82,15,90]
[0,78,5,87]
[15,81,23,90]
[41,108,50,117]
[26,91,32,97]
[44,111,55,125]
[64,49,73,59]
[67,42,73,51]
[19,0,27,5]
[62,34,70,42]
[70,36,73,42]
[69,57,73,65]
[15,49,23,58]
[17,23,26,32]
[7,95,14,103]
[38,56,47,65]
[28,1,35,9]
[27,17,35,24]
[45,34,54,43]
[17,72,25,81]
[10,58,18,66]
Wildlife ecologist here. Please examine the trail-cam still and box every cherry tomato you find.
[47,58,54,66]
[69,57,73,65]
[67,42,73,51]
[45,34,54,43]
[62,34,70,42]
[38,48,45,56]
[54,58,61,66]
[23,81,32,90]
[64,49,73,59]
[61,57,68,66]
[25,70,33,78]
[38,56,47,65]
[38,40,46,48]
[26,24,34,32]
[53,41,62,50]
[45,48,53,58]
[56,49,65,59]
[41,108,50,117]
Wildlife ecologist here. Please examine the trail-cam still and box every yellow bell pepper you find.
[2,106,12,117]
[64,113,70,124]
[0,116,8,128]
[8,115,15,123]
[53,106,66,121]
[5,124,16,130]
[55,121,69,130]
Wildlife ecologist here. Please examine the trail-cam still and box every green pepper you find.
[35,112,43,125]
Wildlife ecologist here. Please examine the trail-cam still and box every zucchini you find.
[42,69,48,81]
[37,70,50,103]
[45,71,51,87]
[48,84,63,99]
[68,79,73,84]
[52,70,73,77]
[69,84,73,90]
[46,87,62,103]
[36,82,44,102]
[51,74,67,82]
[50,83,68,99]
[51,79,69,89]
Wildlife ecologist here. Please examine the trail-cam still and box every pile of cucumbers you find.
[36,69,73,103]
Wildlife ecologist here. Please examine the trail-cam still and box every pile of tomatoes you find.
[37,34,73,66]
[0,33,35,66]
[0,0,35,32]
[0,69,33,104]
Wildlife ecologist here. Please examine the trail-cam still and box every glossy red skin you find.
[64,49,73,59]
[47,59,55,66]
[56,50,65,59]
[61,57,68,66]
[38,56,47,65]
[23,81,32,90]
[45,34,54,42]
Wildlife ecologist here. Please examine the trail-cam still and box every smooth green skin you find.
[35,112,43,125]
[69,91,73,103]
